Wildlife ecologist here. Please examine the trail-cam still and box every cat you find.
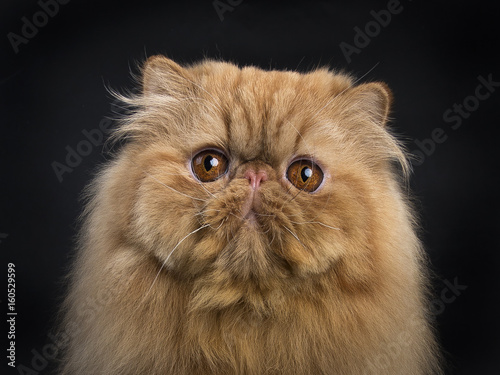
[57,56,442,374]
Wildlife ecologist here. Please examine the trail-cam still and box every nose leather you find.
[244,169,268,190]
[236,161,275,219]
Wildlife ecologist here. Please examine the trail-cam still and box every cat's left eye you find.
[286,159,324,192]
[191,149,229,182]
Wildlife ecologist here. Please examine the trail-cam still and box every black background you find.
[1,1,499,374]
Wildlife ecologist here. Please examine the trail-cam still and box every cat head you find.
[106,56,409,292]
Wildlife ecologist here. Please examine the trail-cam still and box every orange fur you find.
[58,56,442,374]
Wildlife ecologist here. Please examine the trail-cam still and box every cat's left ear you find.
[141,55,193,97]
[346,82,392,127]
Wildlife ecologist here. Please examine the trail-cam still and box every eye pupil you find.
[204,155,215,171]
[301,167,312,182]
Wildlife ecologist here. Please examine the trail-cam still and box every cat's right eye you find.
[191,149,229,182]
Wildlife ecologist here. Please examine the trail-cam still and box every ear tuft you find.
[142,55,192,96]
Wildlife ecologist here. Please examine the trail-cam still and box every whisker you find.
[260,226,272,235]
[162,172,215,198]
[269,230,276,246]
[254,212,276,218]
[195,178,217,199]
[230,211,246,221]
[211,220,225,231]
[142,224,210,301]
[289,220,341,231]
[283,226,306,249]
[165,224,209,262]
[287,188,305,204]
[143,171,207,202]
[195,208,222,216]
[196,209,227,231]
[156,172,192,177]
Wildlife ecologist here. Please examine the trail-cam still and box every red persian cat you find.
[58,56,442,374]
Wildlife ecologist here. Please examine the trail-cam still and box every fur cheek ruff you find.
[57,56,442,375]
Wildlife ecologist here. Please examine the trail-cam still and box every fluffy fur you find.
[58,56,442,374]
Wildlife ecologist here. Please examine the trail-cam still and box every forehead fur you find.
[113,57,408,176]
[186,62,351,168]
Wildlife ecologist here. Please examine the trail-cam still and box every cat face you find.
[113,56,407,290]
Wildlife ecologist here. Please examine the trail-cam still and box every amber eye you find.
[286,159,324,192]
[192,149,229,182]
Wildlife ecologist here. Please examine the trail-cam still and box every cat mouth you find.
[243,210,258,224]
[240,190,264,225]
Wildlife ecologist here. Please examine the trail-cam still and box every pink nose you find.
[244,169,268,190]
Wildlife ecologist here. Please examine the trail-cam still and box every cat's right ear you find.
[142,55,193,96]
